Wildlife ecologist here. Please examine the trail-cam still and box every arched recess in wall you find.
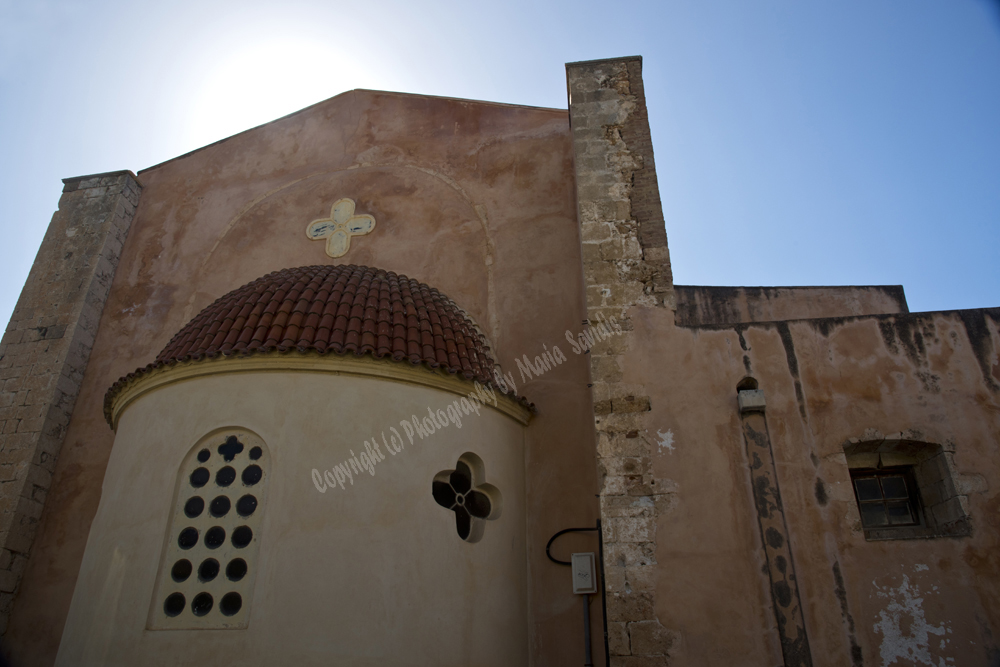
[177,165,495,350]
[148,427,270,630]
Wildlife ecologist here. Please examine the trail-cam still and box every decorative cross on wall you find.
[305,198,376,258]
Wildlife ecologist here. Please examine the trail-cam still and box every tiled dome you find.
[105,265,517,424]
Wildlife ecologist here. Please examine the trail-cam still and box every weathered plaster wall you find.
[569,55,1000,667]
[674,285,908,327]
[630,307,1000,666]
[0,172,139,637]
[5,91,600,666]
[57,369,528,666]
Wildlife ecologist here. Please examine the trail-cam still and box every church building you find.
[0,56,997,666]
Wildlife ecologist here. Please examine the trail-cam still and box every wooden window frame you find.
[850,466,923,531]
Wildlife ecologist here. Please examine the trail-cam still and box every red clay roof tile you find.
[104,265,528,426]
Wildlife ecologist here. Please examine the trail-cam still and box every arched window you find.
[148,428,269,629]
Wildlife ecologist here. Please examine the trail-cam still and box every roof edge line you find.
[106,352,532,430]
[138,89,567,175]
[566,55,643,69]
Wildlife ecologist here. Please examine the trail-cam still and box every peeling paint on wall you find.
[656,429,674,454]
[872,574,952,666]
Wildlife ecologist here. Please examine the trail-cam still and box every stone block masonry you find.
[0,171,141,635]
[567,56,677,666]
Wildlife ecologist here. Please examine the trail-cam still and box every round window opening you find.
[191,593,213,617]
[164,593,185,617]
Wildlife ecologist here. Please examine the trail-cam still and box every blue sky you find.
[1,0,998,331]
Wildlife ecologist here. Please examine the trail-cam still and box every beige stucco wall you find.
[627,307,1000,666]
[56,367,528,666]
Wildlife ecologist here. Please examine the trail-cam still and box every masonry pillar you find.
[0,171,141,634]
[567,56,676,665]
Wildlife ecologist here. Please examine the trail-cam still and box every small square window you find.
[850,467,921,530]
[843,437,972,541]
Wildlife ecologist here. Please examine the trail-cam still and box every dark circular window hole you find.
[184,496,204,518]
[164,593,185,617]
[231,526,253,548]
[210,496,231,517]
[190,468,210,488]
[220,592,243,616]
[205,526,226,549]
[171,559,192,582]
[191,592,213,617]
[216,466,236,487]
[178,527,199,550]
[198,558,220,582]
[241,465,262,486]
[249,446,262,460]
[226,558,248,581]
[236,494,257,517]
[197,448,211,463]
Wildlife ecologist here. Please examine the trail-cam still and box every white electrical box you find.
[571,552,597,594]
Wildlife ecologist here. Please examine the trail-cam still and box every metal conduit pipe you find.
[545,522,610,667]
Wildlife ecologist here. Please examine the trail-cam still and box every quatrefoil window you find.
[305,198,376,258]
[432,452,502,543]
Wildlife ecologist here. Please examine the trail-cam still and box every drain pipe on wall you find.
[546,522,610,667]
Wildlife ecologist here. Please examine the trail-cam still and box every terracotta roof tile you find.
[104,265,529,425]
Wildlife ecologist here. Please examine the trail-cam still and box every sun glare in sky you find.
[182,38,374,150]
[0,0,997,331]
